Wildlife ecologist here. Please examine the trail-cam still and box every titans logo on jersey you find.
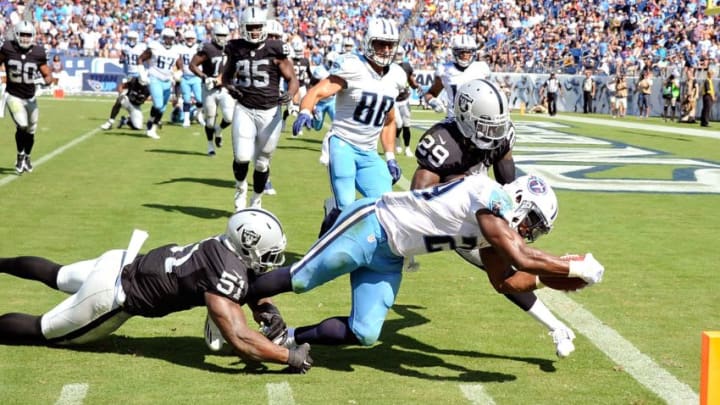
[436,61,491,118]
[329,53,408,150]
[0,40,48,99]
[197,42,226,77]
[120,237,250,317]
[415,121,515,179]
[224,38,289,109]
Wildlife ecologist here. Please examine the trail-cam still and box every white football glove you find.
[204,77,217,90]
[427,98,445,113]
[567,253,604,285]
[172,70,183,83]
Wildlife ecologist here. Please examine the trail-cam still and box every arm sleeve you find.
[493,158,516,185]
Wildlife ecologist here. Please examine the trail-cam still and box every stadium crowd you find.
[0,0,717,78]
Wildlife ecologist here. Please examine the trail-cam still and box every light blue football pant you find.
[290,198,404,345]
[148,77,173,113]
[327,135,393,211]
[180,75,202,105]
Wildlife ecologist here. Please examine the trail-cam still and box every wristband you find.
[299,108,312,117]
[567,260,584,278]
[385,152,396,161]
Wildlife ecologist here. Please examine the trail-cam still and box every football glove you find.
[255,303,286,341]
[225,84,244,101]
[278,91,293,105]
[204,77,217,90]
[287,343,313,374]
[427,98,445,113]
[386,159,402,184]
[292,110,313,136]
[567,253,604,285]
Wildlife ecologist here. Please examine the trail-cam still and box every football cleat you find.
[550,327,576,358]
[100,120,113,130]
[395,145,403,154]
[264,180,277,195]
[249,193,262,208]
[15,154,24,174]
[234,183,247,211]
[23,155,33,173]
[207,141,216,156]
[146,125,160,139]
[404,147,413,157]
[182,117,191,128]
[117,116,128,129]
[214,135,223,148]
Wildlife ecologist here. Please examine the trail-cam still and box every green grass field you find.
[0,97,718,404]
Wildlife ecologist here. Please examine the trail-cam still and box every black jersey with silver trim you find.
[224,39,289,109]
[1,41,48,99]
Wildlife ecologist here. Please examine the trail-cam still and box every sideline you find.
[0,128,100,188]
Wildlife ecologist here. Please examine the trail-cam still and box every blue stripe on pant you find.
[290,198,403,345]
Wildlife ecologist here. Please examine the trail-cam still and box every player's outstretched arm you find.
[299,76,344,112]
[204,292,312,372]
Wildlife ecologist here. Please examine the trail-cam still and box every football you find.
[539,254,589,291]
[538,275,588,292]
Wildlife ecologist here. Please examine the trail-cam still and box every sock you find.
[0,313,47,345]
[247,266,292,299]
[204,126,214,141]
[0,257,61,290]
[253,170,269,194]
[526,300,564,331]
[503,291,537,312]
[220,119,231,129]
[294,316,360,345]
[402,126,411,147]
[232,161,250,183]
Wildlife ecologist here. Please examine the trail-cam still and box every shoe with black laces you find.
[15,154,24,174]
[117,116,128,129]
[22,155,33,173]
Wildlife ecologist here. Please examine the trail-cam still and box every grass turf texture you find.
[0,98,717,404]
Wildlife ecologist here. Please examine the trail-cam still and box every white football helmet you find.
[240,6,267,44]
[266,19,283,40]
[212,22,230,48]
[451,34,477,68]
[127,31,139,47]
[363,18,399,67]
[342,37,355,53]
[503,174,558,243]
[292,41,304,59]
[14,21,36,49]
[394,48,405,64]
[161,28,176,49]
[454,78,511,150]
[224,208,287,274]
[183,29,196,46]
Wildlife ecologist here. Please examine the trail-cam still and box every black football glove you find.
[255,303,286,341]
[224,84,244,101]
[278,91,293,105]
[287,343,313,373]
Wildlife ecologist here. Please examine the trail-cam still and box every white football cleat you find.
[404,147,413,157]
[249,193,262,208]
[182,117,191,128]
[100,120,113,130]
[146,125,160,139]
[551,327,576,358]
[395,145,403,154]
[234,183,247,211]
[204,315,227,352]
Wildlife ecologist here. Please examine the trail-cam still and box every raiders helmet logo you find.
[457,93,473,113]
[239,226,261,248]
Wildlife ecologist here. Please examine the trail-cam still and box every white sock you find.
[526,300,564,331]
[56,259,96,294]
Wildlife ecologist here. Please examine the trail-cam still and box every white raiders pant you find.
[394,98,412,128]
[40,249,132,345]
[203,85,235,127]
[6,93,39,134]
[120,95,144,129]
[231,103,282,171]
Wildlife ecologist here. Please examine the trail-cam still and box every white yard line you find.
[0,128,99,188]
[537,290,698,404]
[550,115,720,140]
[459,384,497,405]
[266,382,295,405]
[54,383,88,405]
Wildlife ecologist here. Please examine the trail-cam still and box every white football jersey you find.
[435,60,491,119]
[123,42,147,76]
[147,41,181,82]
[329,52,407,151]
[177,42,199,76]
[375,174,514,257]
